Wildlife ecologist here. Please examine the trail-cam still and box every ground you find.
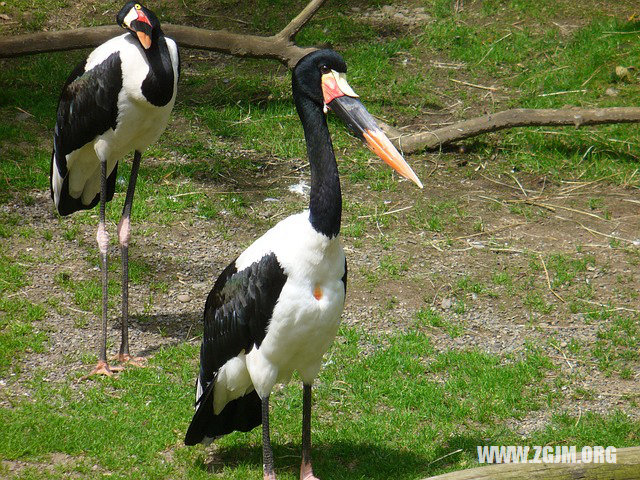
[1,1,640,479]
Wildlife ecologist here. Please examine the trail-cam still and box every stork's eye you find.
[135,3,141,9]
[320,65,331,74]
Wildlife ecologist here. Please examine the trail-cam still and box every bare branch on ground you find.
[3,2,640,152]
[421,445,640,480]
[379,107,640,153]
[0,0,325,68]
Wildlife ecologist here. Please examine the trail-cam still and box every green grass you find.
[0,256,47,374]
[2,0,640,478]
[419,5,640,183]
[415,307,463,338]
[546,253,596,289]
[592,314,640,376]
[5,328,625,479]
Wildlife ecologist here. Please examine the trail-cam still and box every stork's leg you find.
[300,384,320,480]
[85,159,122,377]
[262,396,277,480]
[116,150,144,366]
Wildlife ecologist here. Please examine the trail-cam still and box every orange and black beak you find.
[118,4,153,49]
[322,71,423,189]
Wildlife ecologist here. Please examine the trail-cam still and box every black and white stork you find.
[184,49,422,479]
[50,2,179,376]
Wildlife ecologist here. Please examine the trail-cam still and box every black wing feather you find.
[342,257,348,296]
[50,52,123,215]
[185,252,288,445]
[200,252,287,383]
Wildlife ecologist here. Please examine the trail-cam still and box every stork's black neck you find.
[141,30,174,107]
[294,94,341,238]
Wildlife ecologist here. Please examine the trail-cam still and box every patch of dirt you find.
[3,150,639,439]
[2,0,640,451]
[1,452,104,478]
[340,164,640,434]
[352,4,433,27]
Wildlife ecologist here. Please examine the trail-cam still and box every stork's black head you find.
[116,2,161,50]
[292,49,350,107]
[292,49,423,189]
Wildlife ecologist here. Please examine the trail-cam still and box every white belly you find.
[66,93,174,205]
[249,274,345,387]
[64,34,178,206]
[213,279,344,412]
[213,213,346,411]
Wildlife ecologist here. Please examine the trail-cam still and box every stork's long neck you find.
[141,29,175,107]
[295,95,342,238]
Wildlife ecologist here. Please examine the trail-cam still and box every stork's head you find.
[293,49,423,189]
[117,2,161,50]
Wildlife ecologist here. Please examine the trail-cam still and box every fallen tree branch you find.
[0,0,325,68]
[4,3,640,152]
[421,446,640,480]
[380,107,640,153]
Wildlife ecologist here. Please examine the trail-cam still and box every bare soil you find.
[1,0,639,462]
[3,150,640,435]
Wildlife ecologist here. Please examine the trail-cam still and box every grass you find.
[0,328,606,479]
[415,307,463,338]
[592,313,640,376]
[4,327,633,477]
[0,256,47,374]
[2,0,640,478]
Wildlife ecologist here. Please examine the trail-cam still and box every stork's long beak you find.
[322,71,423,189]
[135,30,152,50]
[121,6,153,49]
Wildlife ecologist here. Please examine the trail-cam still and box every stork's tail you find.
[184,376,262,446]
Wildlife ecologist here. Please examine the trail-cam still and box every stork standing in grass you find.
[50,1,179,376]
[185,49,422,480]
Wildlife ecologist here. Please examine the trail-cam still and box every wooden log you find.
[381,107,640,153]
[0,0,325,68]
[4,1,640,151]
[421,446,640,480]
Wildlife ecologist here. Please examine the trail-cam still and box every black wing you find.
[184,252,288,445]
[199,252,288,385]
[50,52,123,215]
[342,257,348,296]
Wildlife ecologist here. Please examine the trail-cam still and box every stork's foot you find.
[300,462,319,480]
[113,353,146,367]
[263,473,277,480]
[80,360,124,380]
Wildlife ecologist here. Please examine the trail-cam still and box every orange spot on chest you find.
[313,286,323,301]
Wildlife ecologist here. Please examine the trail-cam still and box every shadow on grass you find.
[118,312,201,355]
[203,440,434,479]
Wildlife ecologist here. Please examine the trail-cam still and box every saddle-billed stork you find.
[184,49,422,479]
[50,2,179,376]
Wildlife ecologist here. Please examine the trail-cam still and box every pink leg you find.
[300,462,319,480]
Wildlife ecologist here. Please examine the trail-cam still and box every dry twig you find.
[449,78,498,91]
[538,254,565,303]
[578,223,637,245]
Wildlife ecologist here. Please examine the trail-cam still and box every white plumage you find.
[50,2,180,376]
[210,211,346,411]
[50,33,178,210]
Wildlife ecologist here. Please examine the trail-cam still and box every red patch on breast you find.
[313,286,323,301]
